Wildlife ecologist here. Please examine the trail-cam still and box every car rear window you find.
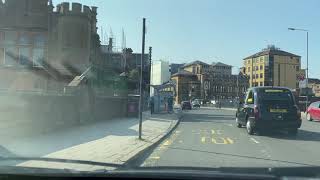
[258,89,294,104]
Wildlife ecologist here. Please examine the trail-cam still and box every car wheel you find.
[288,129,298,136]
[246,119,254,135]
[307,113,313,121]
[236,117,242,128]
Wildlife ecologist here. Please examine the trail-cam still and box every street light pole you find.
[288,27,309,112]
[139,18,146,140]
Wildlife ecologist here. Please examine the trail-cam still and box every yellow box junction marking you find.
[199,129,234,145]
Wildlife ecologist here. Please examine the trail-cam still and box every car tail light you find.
[254,105,260,120]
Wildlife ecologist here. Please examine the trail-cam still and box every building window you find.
[248,67,250,72]
[260,82,263,86]
[255,66,259,71]
[5,47,17,66]
[34,33,46,47]
[4,31,17,44]
[32,48,45,67]
[252,75,255,79]
[0,31,4,42]
[296,66,299,71]
[192,66,196,73]
[0,48,4,65]
[19,47,31,65]
[18,32,31,45]
[260,73,263,78]
[260,65,263,70]
[255,74,258,79]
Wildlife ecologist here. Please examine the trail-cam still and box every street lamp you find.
[288,27,309,112]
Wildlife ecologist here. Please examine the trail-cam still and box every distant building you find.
[171,60,249,104]
[169,63,185,75]
[210,62,232,76]
[150,60,170,96]
[243,45,303,89]
[300,78,320,97]
[171,70,201,104]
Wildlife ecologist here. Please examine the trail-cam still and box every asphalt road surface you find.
[134,107,320,168]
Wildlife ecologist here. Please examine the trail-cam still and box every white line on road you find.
[250,137,260,144]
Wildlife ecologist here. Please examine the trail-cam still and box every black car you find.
[182,101,192,110]
[236,87,301,135]
[192,100,201,108]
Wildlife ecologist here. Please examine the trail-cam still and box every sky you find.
[54,0,320,77]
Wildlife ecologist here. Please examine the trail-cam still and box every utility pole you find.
[139,18,146,140]
[148,47,152,96]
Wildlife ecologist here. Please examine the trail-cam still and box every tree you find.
[128,69,139,81]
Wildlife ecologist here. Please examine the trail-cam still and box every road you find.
[134,108,320,168]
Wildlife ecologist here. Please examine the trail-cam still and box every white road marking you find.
[250,137,260,144]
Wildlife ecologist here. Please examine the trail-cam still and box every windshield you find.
[0,0,319,178]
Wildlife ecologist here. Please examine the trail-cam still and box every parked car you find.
[236,87,302,135]
[181,101,192,110]
[192,100,201,108]
[307,101,320,121]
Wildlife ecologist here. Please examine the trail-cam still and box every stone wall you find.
[0,92,128,138]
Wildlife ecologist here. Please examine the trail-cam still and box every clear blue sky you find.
[54,0,320,78]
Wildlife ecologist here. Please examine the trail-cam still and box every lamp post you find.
[288,27,309,112]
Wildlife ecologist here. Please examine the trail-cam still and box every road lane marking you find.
[149,156,160,160]
[226,138,234,144]
[178,140,183,143]
[250,137,260,144]
[212,137,228,144]
[217,130,222,135]
[163,140,171,146]
[211,130,215,134]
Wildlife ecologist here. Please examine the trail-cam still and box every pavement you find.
[134,108,320,168]
[0,111,181,171]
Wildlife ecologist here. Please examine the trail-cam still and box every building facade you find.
[172,60,249,104]
[0,0,98,92]
[243,45,303,89]
[171,70,201,104]
[169,63,185,75]
[150,60,170,96]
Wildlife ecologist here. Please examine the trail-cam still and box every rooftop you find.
[183,60,209,67]
[212,62,232,67]
[308,78,320,84]
[244,45,300,60]
[171,70,196,77]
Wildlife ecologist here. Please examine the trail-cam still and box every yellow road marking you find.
[226,138,234,144]
[201,137,206,143]
[212,137,228,144]
[149,156,160,160]
[163,140,171,146]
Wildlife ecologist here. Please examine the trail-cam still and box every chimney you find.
[108,38,113,52]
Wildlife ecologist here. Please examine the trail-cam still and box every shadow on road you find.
[182,113,235,122]
[262,129,320,142]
